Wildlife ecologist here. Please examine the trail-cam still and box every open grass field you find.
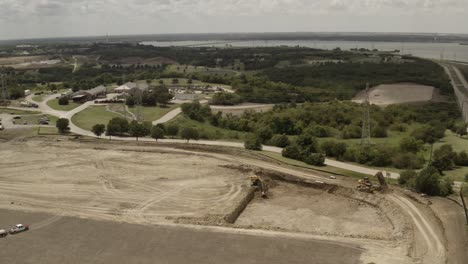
[71,106,127,131]
[47,99,81,111]
[0,108,40,115]
[128,104,179,122]
[32,94,47,102]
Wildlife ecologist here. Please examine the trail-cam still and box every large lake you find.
[141,40,468,63]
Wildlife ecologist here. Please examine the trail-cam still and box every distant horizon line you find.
[2,31,468,43]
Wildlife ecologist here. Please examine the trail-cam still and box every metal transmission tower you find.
[361,83,372,145]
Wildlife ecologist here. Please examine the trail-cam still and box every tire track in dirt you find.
[389,194,446,263]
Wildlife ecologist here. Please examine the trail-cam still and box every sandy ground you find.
[236,182,393,239]
[353,83,435,106]
[0,140,249,224]
[0,209,362,264]
[0,138,465,264]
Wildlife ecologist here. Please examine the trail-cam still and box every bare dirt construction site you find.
[353,83,436,106]
[0,137,467,264]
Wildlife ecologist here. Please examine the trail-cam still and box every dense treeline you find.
[262,58,452,96]
[90,45,360,70]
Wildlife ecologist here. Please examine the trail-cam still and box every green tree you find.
[255,127,273,143]
[431,144,457,173]
[181,127,199,142]
[166,124,179,137]
[151,126,165,141]
[371,126,388,138]
[399,137,423,153]
[56,118,70,134]
[392,153,424,169]
[106,117,129,137]
[126,96,136,107]
[243,134,262,151]
[414,166,453,196]
[58,96,69,106]
[398,170,417,186]
[455,151,468,166]
[92,124,106,138]
[304,153,325,166]
[282,144,302,160]
[129,120,150,141]
[270,134,290,148]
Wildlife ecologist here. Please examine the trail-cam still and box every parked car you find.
[0,229,7,238]
[23,121,28,125]
[39,120,49,125]
[31,103,39,108]
[9,224,29,234]
[0,125,4,131]
[13,116,21,120]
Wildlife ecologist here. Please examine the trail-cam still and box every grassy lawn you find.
[71,106,127,131]
[47,99,81,111]
[166,115,246,141]
[0,108,40,115]
[32,94,47,102]
[127,104,179,122]
[37,126,60,135]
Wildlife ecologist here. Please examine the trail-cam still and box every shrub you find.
[304,153,325,166]
[270,134,290,148]
[455,151,468,166]
[320,140,347,160]
[398,170,417,185]
[58,96,69,105]
[244,134,263,151]
[371,126,388,138]
[180,127,200,142]
[255,127,273,143]
[307,125,330,138]
[399,137,423,153]
[282,144,302,160]
[414,166,453,196]
[56,118,70,134]
[431,144,457,173]
[392,153,423,169]
[342,125,361,139]
[166,124,179,136]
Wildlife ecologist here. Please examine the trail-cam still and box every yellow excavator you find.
[250,175,268,198]
[357,172,389,194]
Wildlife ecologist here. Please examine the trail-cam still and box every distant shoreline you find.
[2,32,468,45]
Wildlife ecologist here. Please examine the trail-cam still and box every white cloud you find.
[0,0,466,39]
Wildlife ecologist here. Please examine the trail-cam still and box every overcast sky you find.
[0,0,467,40]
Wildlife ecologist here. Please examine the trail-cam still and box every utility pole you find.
[361,83,372,145]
